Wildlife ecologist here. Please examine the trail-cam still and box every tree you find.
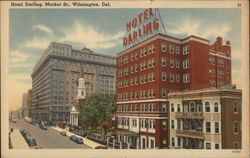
[78,93,116,130]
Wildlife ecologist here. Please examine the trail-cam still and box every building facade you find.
[27,89,32,117]
[115,33,232,149]
[168,88,242,149]
[31,42,116,122]
[22,93,28,118]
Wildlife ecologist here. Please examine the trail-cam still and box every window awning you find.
[116,130,139,136]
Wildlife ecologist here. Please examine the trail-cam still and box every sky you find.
[8,8,242,110]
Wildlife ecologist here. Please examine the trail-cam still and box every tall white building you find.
[77,78,86,100]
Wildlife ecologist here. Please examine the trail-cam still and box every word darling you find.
[123,8,159,47]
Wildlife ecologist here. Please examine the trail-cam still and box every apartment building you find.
[168,88,242,149]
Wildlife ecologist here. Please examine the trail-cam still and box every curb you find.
[51,126,103,149]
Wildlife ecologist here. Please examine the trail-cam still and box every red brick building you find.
[115,33,231,149]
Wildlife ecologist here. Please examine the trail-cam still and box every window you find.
[171,137,175,146]
[131,78,134,86]
[170,73,174,82]
[152,45,155,53]
[162,88,167,97]
[190,102,195,112]
[206,122,211,132]
[162,103,167,112]
[177,104,181,112]
[176,60,180,68]
[233,121,239,134]
[131,54,134,61]
[176,74,180,82]
[183,59,189,69]
[162,72,167,81]
[233,102,238,113]
[233,142,240,149]
[161,57,166,66]
[135,77,138,85]
[148,59,152,68]
[170,59,174,68]
[148,120,155,128]
[171,103,174,112]
[183,45,189,55]
[150,139,155,148]
[214,102,219,112]
[152,72,155,81]
[152,89,155,97]
[162,121,166,130]
[206,142,211,149]
[135,64,138,72]
[177,137,181,146]
[171,120,175,129]
[209,57,215,65]
[131,65,134,73]
[177,120,181,130]
[170,45,174,53]
[161,43,166,52]
[205,102,210,112]
[183,73,190,83]
[152,58,155,67]
[148,46,152,54]
[215,122,220,133]
[176,46,180,54]
[215,144,220,149]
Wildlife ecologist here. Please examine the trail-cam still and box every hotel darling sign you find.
[123,8,159,47]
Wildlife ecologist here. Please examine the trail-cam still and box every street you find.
[9,119,91,149]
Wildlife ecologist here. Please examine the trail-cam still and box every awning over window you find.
[116,130,139,136]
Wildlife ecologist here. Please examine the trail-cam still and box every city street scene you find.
[8,8,243,150]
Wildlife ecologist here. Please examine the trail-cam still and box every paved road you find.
[9,119,91,149]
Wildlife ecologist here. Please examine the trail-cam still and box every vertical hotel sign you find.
[123,8,159,47]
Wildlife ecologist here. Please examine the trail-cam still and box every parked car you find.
[20,129,27,135]
[11,119,17,123]
[69,135,84,144]
[45,121,55,126]
[26,137,37,146]
[39,124,47,130]
[95,145,108,149]
[60,131,67,136]
[31,120,36,125]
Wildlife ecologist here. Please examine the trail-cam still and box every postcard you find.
[1,0,249,158]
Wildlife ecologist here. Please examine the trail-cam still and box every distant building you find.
[168,88,242,149]
[22,93,28,118]
[31,42,116,122]
[27,89,32,117]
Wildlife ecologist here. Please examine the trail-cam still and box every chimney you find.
[216,36,222,46]
[226,40,230,45]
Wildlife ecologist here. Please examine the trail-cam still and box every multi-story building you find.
[31,42,116,122]
[22,92,28,117]
[115,33,232,149]
[168,88,242,149]
[27,89,32,117]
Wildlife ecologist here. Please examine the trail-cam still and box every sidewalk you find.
[10,129,29,149]
[51,126,103,149]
